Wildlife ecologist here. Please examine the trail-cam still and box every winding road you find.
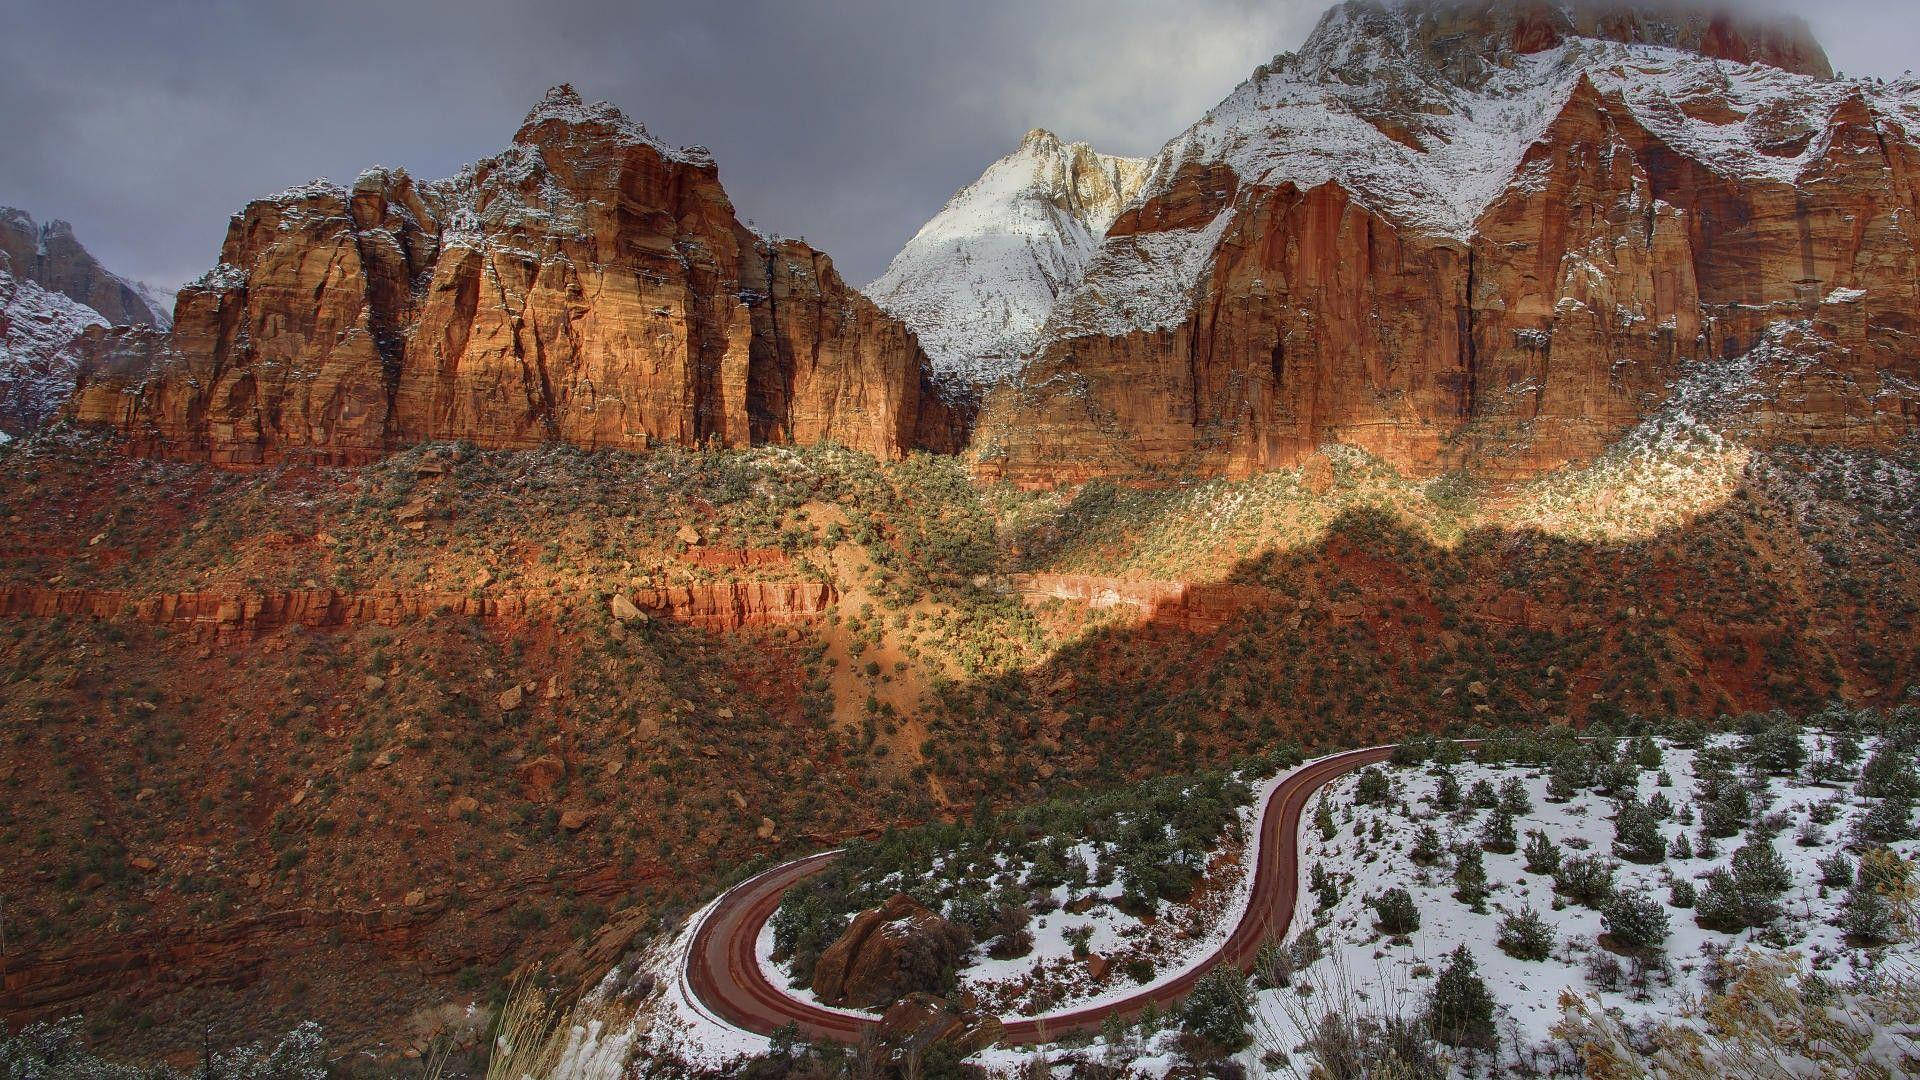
[684,743,1396,1046]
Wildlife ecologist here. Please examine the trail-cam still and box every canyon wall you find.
[66,87,968,466]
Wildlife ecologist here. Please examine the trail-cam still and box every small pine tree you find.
[1354,766,1393,805]
[1818,851,1855,888]
[1428,945,1497,1049]
[1855,796,1915,845]
[1612,800,1666,865]
[1454,845,1489,911]
[1179,965,1254,1056]
[1668,877,1696,908]
[1498,775,1533,814]
[1496,906,1554,960]
[1601,888,1671,951]
[1523,828,1561,875]
[1696,868,1746,930]
[1838,877,1899,944]
[1434,768,1462,810]
[1668,832,1693,860]
[1467,778,1499,809]
[1411,823,1446,865]
[1371,887,1420,935]
[1479,806,1518,854]
[1315,798,1336,842]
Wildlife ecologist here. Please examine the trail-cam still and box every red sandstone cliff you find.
[968,1,1920,484]
[67,87,968,465]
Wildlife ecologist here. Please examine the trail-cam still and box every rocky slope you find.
[0,210,167,438]
[865,130,1145,388]
[967,0,1920,484]
[66,87,968,466]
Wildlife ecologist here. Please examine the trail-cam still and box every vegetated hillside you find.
[0,415,1915,1067]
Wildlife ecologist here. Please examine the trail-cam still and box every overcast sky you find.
[4,0,1917,295]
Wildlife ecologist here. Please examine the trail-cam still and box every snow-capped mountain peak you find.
[865,130,1146,387]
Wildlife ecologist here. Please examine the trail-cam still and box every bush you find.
[1179,965,1254,1057]
[1523,829,1561,875]
[1601,889,1671,951]
[1355,767,1392,806]
[1668,877,1696,908]
[1479,806,1518,854]
[1497,907,1554,960]
[1554,853,1617,908]
[1612,800,1666,864]
[1498,776,1533,814]
[1428,945,1497,1049]
[1854,796,1915,845]
[1371,887,1421,935]
[1411,824,1446,865]
[1453,846,1489,911]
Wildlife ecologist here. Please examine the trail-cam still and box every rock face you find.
[866,130,1145,387]
[0,209,167,329]
[0,210,166,436]
[810,893,971,1008]
[964,0,1920,484]
[67,87,968,466]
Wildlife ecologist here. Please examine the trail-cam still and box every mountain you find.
[67,86,969,465]
[967,0,1920,484]
[865,130,1145,387]
[0,209,168,437]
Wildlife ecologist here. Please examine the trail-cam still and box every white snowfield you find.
[872,0,1920,385]
[1252,733,1916,1074]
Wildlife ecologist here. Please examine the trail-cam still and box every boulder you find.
[498,684,524,711]
[609,593,644,622]
[811,893,972,1009]
[515,754,565,803]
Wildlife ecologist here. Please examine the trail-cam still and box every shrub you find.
[1497,907,1554,960]
[1524,829,1562,875]
[1612,800,1666,865]
[1554,853,1617,908]
[1179,965,1254,1057]
[1601,889,1671,951]
[1668,877,1696,908]
[1854,796,1915,846]
[1454,846,1489,911]
[1354,767,1392,806]
[1498,776,1533,815]
[1428,945,1497,1049]
[1371,887,1421,935]
[1479,807,1518,854]
[1411,824,1446,865]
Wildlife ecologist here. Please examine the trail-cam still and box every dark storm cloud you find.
[3,0,1914,294]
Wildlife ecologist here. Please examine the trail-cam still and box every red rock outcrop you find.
[0,209,164,328]
[0,580,833,640]
[66,87,968,465]
[810,893,972,1009]
[971,3,1920,486]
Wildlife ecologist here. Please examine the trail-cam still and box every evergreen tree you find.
[1861,744,1920,800]
[1855,796,1915,845]
[1454,845,1489,911]
[1479,806,1517,854]
[1819,851,1855,888]
[1496,906,1554,960]
[1612,800,1666,864]
[1179,965,1254,1056]
[1668,832,1693,861]
[1668,877,1696,908]
[1315,798,1336,842]
[1554,853,1617,908]
[1523,828,1561,875]
[1467,778,1499,809]
[1354,767,1393,806]
[1498,775,1533,815]
[1434,768,1462,810]
[1747,721,1805,776]
[1370,887,1420,935]
[1411,824,1445,865]
[1428,945,1497,1049]
[1601,888,1671,950]
[1838,877,1899,943]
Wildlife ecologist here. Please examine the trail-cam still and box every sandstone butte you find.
[66,86,970,466]
[966,1,1920,485]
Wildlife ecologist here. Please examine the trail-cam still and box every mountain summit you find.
[866,130,1144,387]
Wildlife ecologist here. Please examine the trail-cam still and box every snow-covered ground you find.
[1246,732,1916,1074]
[758,754,1331,1021]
